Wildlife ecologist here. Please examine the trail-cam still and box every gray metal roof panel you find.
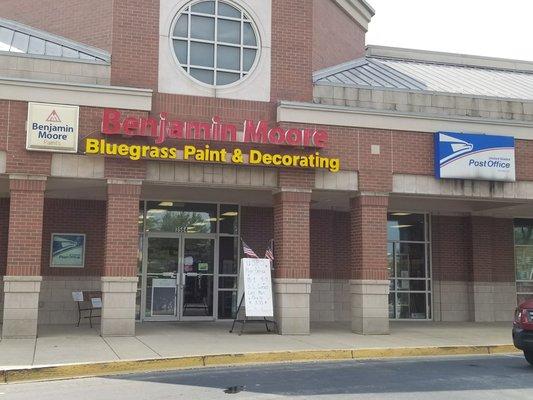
[314,56,533,101]
[0,17,110,63]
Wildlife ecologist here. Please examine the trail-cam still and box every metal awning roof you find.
[0,17,110,63]
[314,52,533,101]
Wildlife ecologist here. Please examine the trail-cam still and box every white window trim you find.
[159,0,272,101]
[169,0,261,87]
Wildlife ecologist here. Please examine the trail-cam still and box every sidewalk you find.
[0,321,514,371]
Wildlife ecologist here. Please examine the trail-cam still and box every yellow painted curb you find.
[204,349,354,366]
[1,345,520,384]
[3,356,204,384]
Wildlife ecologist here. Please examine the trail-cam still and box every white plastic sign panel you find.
[26,102,79,153]
[434,132,515,182]
[241,258,273,317]
[71,291,84,302]
[91,297,102,309]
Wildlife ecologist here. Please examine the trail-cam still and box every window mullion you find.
[172,0,257,86]
[213,0,219,84]
[187,11,191,73]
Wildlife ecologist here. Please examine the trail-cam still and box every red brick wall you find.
[6,179,45,276]
[105,158,147,180]
[278,169,315,189]
[491,218,515,282]
[0,100,8,151]
[0,0,113,51]
[110,0,159,89]
[242,206,350,280]
[358,130,393,192]
[240,206,273,257]
[310,209,350,280]
[273,190,311,279]
[41,199,106,276]
[350,195,389,280]
[312,0,366,71]
[104,183,141,277]
[4,101,51,175]
[0,198,9,276]
[515,139,533,181]
[392,131,435,175]
[432,216,515,283]
[470,216,514,283]
[432,215,472,282]
[271,0,314,102]
[153,94,275,125]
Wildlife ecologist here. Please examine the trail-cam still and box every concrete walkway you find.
[0,321,513,369]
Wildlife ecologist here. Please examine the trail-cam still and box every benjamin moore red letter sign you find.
[101,109,328,148]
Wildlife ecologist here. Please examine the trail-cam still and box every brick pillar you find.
[350,195,390,335]
[2,175,46,339]
[101,179,141,336]
[272,188,312,334]
[469,216,516,322]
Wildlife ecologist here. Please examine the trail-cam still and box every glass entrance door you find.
[143,235,216,321]
[145,236,180,320]
[181,238,215,319]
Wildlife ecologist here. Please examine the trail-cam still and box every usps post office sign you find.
[26,102,79,153]
[434,132,515,182]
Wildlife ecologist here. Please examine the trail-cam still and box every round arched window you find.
[171,0,259,86]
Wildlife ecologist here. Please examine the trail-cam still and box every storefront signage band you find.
[102,109,329,148]
[85,139,340,173]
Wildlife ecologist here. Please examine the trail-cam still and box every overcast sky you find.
[365,0,533,61]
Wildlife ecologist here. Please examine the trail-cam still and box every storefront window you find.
[137,202,240,321]
[219,204,239,235]
[145,202,217,233]
[513,219,533,304]
[387,213,426,242]
[217,234,239,319]
[388,212,431,320]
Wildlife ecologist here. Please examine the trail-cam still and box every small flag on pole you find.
[265,239,274,261]
[242,239,258,258]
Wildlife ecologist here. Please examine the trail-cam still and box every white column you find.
[350,279,390,335]
[101,277,138,336]
[2,276,42,339]
[273,278,312,335]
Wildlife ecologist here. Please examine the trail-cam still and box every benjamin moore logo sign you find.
[26,102,79,153]
[434,131,515,182]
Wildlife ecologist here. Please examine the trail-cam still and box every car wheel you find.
[525,351,533,366]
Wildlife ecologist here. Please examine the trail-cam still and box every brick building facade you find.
[0,0,532,338]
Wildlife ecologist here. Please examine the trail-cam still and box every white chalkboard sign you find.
[240,258,273,317]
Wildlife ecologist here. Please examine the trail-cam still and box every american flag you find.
[265,239,274,261]
[241,239,258,258]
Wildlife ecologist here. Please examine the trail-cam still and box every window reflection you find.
[387,213,425,242]
[145,202,217,233]
[220,205,239,235]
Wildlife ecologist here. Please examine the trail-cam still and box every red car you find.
[513,299,533,366]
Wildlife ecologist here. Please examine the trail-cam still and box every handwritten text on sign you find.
[242,258,273,317]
